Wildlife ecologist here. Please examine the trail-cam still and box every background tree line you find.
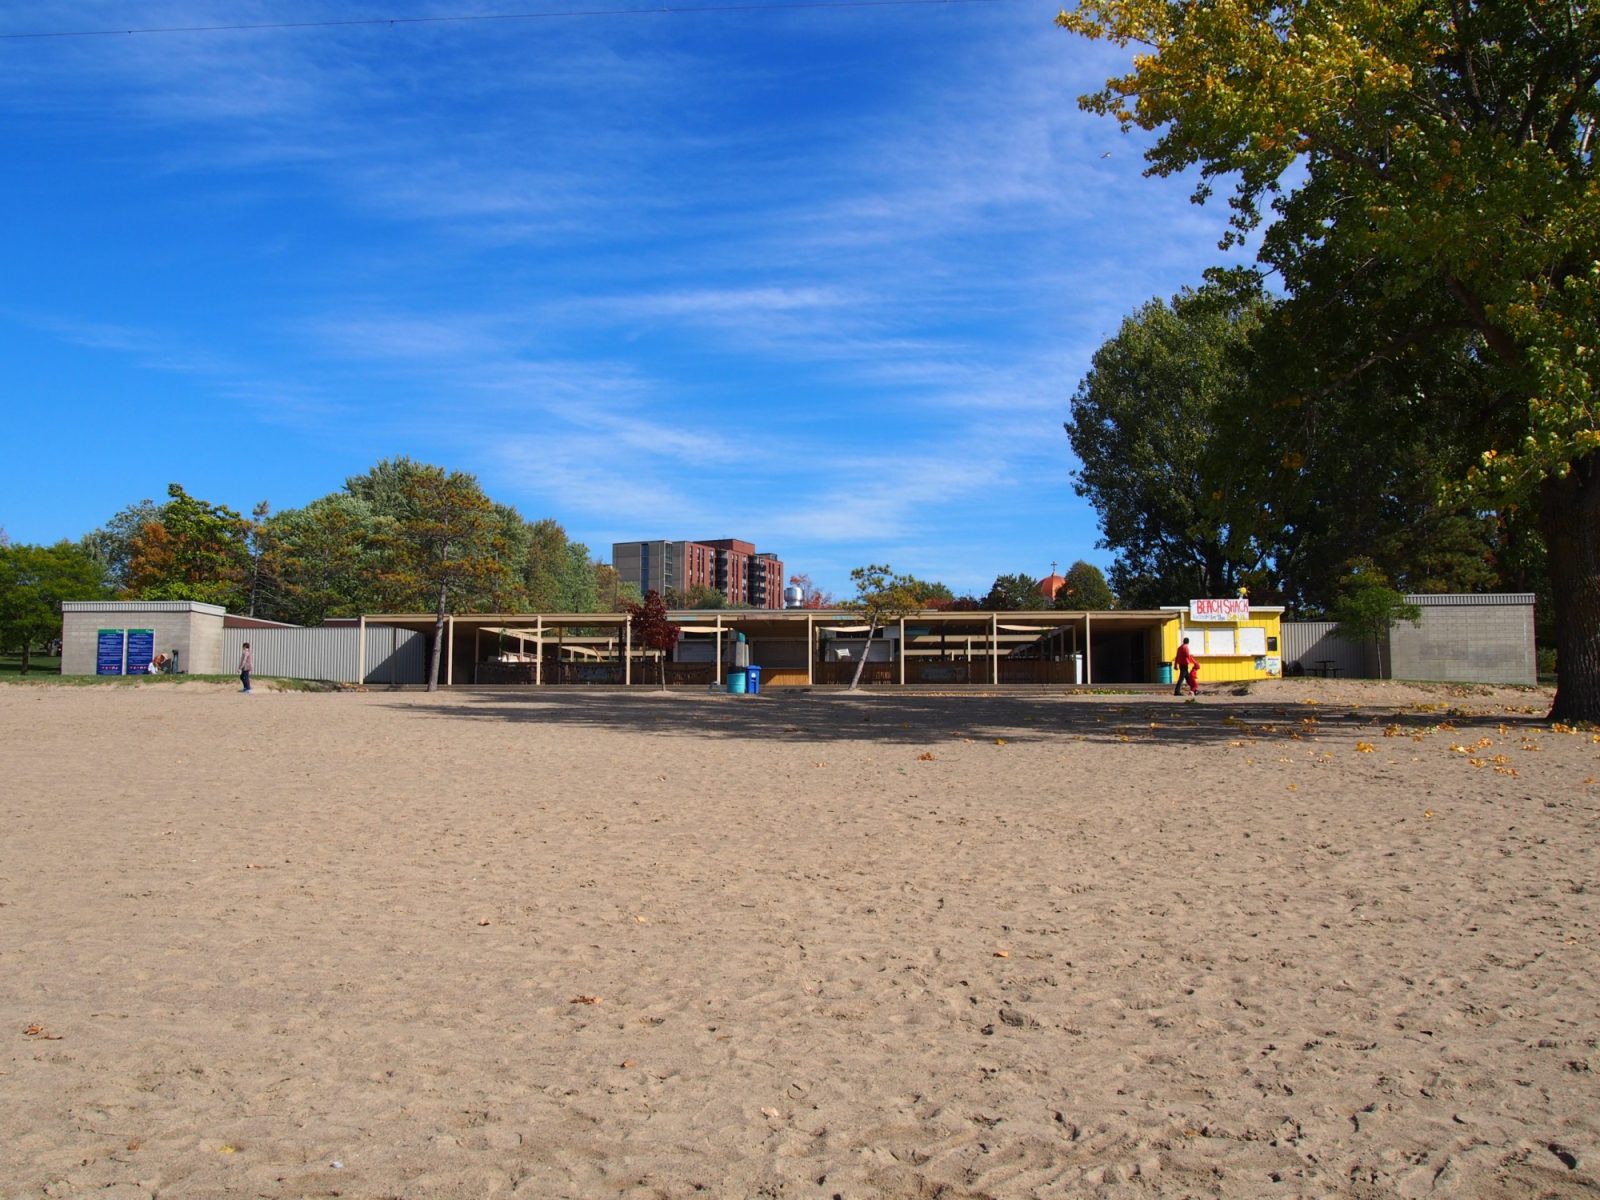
[0,459,643,667]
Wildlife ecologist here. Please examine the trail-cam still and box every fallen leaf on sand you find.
[477,919,492,926]
[1355,742,1375,753]
[993,950,1009,958]
[994,738,1007,746]
[761,1107,781,1119]
[571,995,602,1005]
[916,752,936,761]
[23,1024,61,1040]
[620,1060,636,1069]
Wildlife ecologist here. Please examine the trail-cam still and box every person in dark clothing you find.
[239,642,253,693]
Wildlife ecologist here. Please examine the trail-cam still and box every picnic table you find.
[1314,659,1340,677]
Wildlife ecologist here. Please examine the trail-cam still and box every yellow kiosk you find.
[1161,599,1284,685]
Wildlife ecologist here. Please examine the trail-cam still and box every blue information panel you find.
[96,629,126,675]
[126,628,155,674]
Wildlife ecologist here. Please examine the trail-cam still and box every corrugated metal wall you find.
[223,626,427,684]
[1280,622,1373,677]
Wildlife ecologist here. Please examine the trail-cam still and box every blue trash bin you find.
[746,664,761,694]
[728,668,748,694]
[1158,663,1173,685]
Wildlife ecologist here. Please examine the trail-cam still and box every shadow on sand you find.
[382,687,1546,749]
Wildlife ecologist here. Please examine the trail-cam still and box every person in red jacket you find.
[1173,637,1196,696]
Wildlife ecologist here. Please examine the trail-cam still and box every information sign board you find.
[126,628,155,673]
[96,629,126,675]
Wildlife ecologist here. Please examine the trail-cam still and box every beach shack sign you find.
[1189,598,1250,622]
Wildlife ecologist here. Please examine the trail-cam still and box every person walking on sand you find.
[239,642,253,693]
[1173,637,1196,696]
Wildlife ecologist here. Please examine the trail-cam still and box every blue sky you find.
[1,0,1248,599]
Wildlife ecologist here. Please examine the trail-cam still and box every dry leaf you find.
[620,1059,636,1069]
[993,950,1009,958]
[22,1024,61,1040]
[570,995,602,1005]
[761,1107,781,1119]
[1355,742,1375,753]
[994,738,1007,746]
[916,752,936,761]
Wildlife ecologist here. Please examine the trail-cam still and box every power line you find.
[2,0,1022,41]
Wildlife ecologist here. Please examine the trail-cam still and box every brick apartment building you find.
[612,538,785,609]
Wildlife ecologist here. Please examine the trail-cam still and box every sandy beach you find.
[2,679,1597,1199]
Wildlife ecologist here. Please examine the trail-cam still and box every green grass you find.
[0,658,339,692]
[0,652,61,676]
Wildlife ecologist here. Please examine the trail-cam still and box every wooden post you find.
[624,616,632,686]
[357,614,366,685]
[715,614,724,686]
[535,617,543,686]
[1084,612,1093,685]
[898,617,906,686]
[446,615,455,687]
[990,612,999,686]
[806,614,814,685]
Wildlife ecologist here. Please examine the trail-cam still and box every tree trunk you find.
[847,618,878,691]
[1541,456,1600,721]
[20,644,30,675]
[428,581,448,692]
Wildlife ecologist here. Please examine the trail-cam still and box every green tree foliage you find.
[124,484,253,610]
[627,589,681,688]
[983,572,1047,611]
[844,564,923,690]
[1231,269,1510,610]
[0,541,110,671]
[1328,564,1423,679]
[1057,0,1599,718]
[375,464,509,690]
[1055,560,1116,610]
[263,495,386,625]
[1066,284,1271,606]
[665,584,727,609]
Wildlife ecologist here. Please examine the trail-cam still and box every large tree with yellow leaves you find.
[1058,0,1597,716]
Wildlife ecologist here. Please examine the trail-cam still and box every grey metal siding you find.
[222,626,426,684]
[1281,622,1372,677]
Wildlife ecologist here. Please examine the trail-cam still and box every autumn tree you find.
[627,589,681,688]
[787,573,835,609]
[81,498,163,591]
[124,484,252,610]
[1058,0,1600,716]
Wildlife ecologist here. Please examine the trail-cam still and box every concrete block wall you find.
[1387,594,1536,685]
[60,602,227,675]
